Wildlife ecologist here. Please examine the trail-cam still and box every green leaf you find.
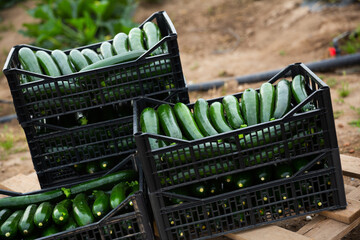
[30,4,55,20]
[54,0,72,19]
[20,0,137,49]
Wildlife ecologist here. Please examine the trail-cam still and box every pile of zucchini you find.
[0,170,137,239]
[36,104,135,175]
[18,22,165,83]
[140,74,325,196]
[140,74,315,149]
[168,156,328,201]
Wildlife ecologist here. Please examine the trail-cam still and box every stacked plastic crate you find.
[2,11,188,240]
[134,63,347,240]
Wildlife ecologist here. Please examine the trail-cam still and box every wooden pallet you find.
[1,155,360,240]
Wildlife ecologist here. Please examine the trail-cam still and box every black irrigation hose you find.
[0,114,17,123]
[1,53,359,123]
[0,100,16,123]
[188,53,360,91]
[0,99,13,104]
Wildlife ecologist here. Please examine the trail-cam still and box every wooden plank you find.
[226,225,313,240]
[319,184,360,224]
[344,184,356,195]
[0,173,28,192]
[341,154,360,179]
[0,172,40,194]
[297,215,360,240]
[320,198,360,224]
[347,187,360,201]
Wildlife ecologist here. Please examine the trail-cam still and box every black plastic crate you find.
[0,156,154,240]
[148,149,346,240]
[134,63,343,193]
[2,11,186,126]
[26,90,189,189]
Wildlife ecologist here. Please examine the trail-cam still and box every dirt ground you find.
[0,0,360,239]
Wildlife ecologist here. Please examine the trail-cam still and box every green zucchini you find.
[158,104,183,139]
[0,210,23,239]
[273,79,291,119]
[0,209,11,226]
[222,174,234,191]
[81,48,101,64]
[18,47,42,81]
[272,206,284,215]
[69,49,89,71]
[193,98,218,136]
[222,95,245,129]
[18,204,37,236]
[254,167,272,183]
[99,159,111,170]
[208,181,221,196]
[128,28,146,51]
[92,191,110,218]
[311,196,323,207]
[173,102,204,140]
[140,107,162,150]
[143,22,162,54]
[241,88,260,126]
[69,170,136,195]
[257,190,270,202]
[110,182,128,209]
[80,50,146,72]
[86,161,99,174]
[52,199,72,225]
[100,42,114,59]
[169,188,187,205]
[113,33,129,54]
[34,202,53,228]
[291,75,314,112]
[235,171,252,189]
[259,83,275,122]
[163,160,235,185]
[0,190,63,209]
[128,184,139,208]
[275,164,293,179]
[293,158,310,173]
[72,193,94,226]
[75,111,88,126]
[41,224,58,237]
[36,51,61,77]
[51,49,75,75]
[161,142,236,166]
[209,102,233,133]
[62,215,77,231]
[190,183,207,198]
[101,59,172,86]
[108,137,135,152]
[278,186,291,200]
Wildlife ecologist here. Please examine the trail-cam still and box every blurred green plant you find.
[349,105,360,130]
[341,27,360,54]
[20,0,138,50]
[326,77,337,88]
[338,82,350,98]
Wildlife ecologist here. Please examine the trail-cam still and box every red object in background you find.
[328,47,336,57]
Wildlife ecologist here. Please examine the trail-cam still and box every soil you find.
[0,0,360,239]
